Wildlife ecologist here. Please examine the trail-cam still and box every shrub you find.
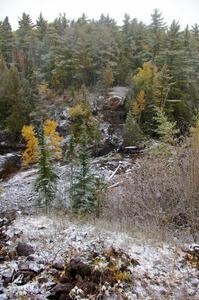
[103,141,199,241]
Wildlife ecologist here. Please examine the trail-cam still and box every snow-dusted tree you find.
[154,108,177,144]
[70,124,103,214]
[35,125,58,209]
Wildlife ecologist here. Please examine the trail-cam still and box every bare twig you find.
[108,163,121,181]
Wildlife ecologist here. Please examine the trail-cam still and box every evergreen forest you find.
[1,9,199,138]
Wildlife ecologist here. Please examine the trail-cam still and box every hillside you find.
[0,8,199,300]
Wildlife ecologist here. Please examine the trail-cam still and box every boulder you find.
[16,242,34,257]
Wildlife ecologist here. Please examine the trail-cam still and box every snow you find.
[0,213,198,299]
[0,157,198,299]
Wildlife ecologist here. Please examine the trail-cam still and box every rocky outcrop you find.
[0,130,24,155]
[93,87,128,154]
[0,153,21,180]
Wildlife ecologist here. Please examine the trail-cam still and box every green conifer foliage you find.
[35,125,58,209]
[70,125,103,214]
[0,56,32,137]
[0,17,13,63]
[154,108,177,144]
[123,111,145,147]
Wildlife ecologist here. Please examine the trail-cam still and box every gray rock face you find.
[97,87,128,152]
[0,153,21,180]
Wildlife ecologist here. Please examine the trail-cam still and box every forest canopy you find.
[1,9,199,138]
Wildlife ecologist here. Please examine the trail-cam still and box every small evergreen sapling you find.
[70,125,103,214]
[154,108,177,144]
[35,125,58,209]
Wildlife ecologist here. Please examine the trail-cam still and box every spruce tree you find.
[35,125,58,209]
[70,124,103,214]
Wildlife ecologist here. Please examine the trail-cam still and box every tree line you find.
[1,9,199,138]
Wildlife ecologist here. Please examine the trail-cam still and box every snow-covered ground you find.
[0,214,198,299]
[0,158,198,299]
[0,156,135,213]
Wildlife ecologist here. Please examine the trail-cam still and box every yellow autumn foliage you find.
[68,102,97,143]
[21,125,38,166]
[133,61,160,101]
[38,81,49,96]
[69,103,92,120]
[132,90,145,117]
[43,119,63,159]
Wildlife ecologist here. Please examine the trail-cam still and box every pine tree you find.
[17,13,35,75]
[36,13,47,40]
[35,125,58,209]
[150,9,166,61]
